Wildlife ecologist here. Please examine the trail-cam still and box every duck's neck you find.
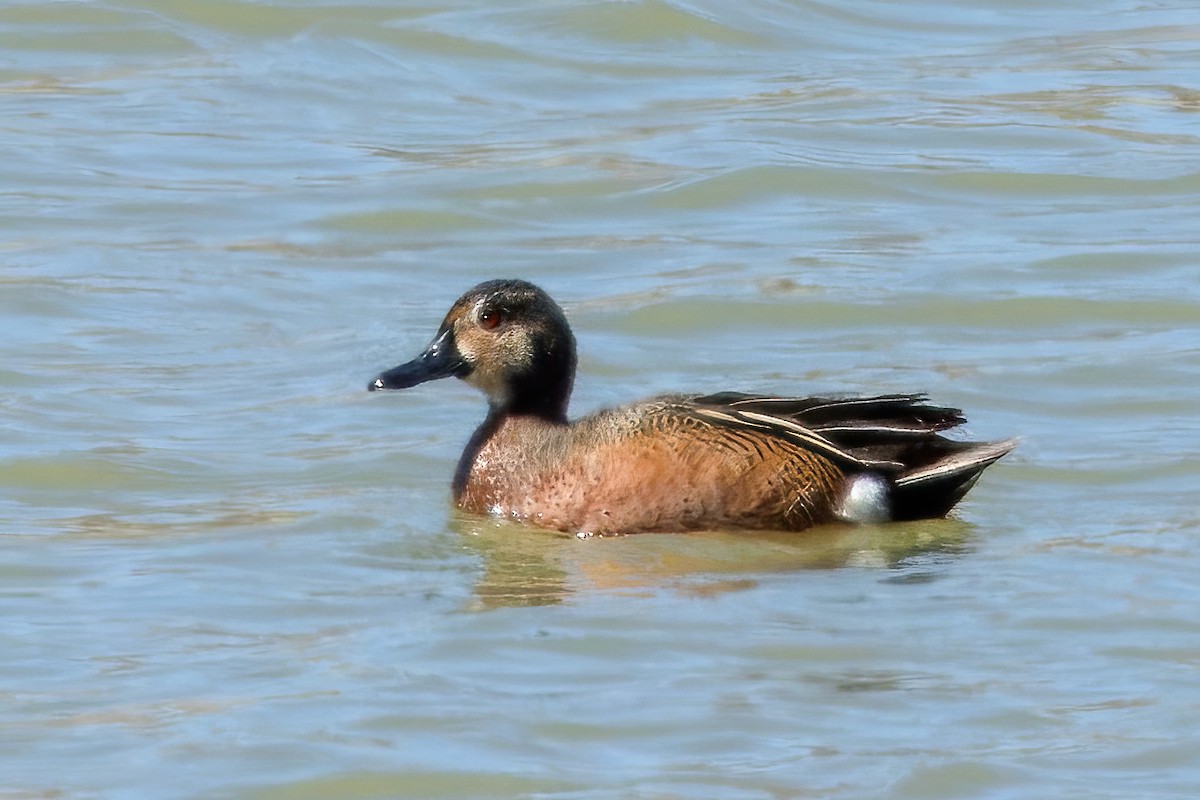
[453,340,576,501]
[504,340,575,423]
[504,380,571,423]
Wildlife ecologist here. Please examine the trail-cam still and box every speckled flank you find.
[457,403,845,534]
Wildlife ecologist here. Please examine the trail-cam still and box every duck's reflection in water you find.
[451,512,975,610]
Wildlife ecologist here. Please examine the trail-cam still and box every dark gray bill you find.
[368,328,467,391]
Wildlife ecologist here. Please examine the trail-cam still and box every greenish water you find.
[2,0,1198,798]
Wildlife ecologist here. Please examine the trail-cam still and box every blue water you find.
[2,1,1198,797]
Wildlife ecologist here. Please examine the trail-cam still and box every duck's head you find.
[369,279,577,421]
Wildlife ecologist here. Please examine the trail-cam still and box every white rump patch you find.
[837,474,892,524]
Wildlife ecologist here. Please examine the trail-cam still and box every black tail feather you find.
[891,438,1017,520]
[692,392,1015,521]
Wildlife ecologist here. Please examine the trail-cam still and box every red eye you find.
[479,309,503,330]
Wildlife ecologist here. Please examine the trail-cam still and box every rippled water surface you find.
[3,1,1199,797]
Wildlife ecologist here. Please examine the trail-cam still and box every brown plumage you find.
[369,279,1015,536]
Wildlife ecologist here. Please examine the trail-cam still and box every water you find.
[2,0,1198,797]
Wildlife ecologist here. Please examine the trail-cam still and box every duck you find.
[369,279,1015,536]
